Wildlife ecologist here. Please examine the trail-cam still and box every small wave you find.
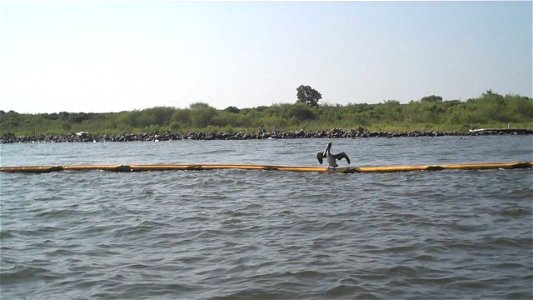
[112,226,151,238]
[487,237,532,248]
[33,195,64,202]
[407,276,459,285]
[193,229,225,239]
[493,262,526,269]
[0,230,14,239]
[287,270,325,279]
[413,254,435,261]
[46,248,76,257]
[242,203,263,210]
[221,218,243,226]
[112,220,167,238]
[202,149,234,155]
[17,226,62,236]
[177,255,205,264]
[0,265,55,285]
[82,247,120,257]
[353,292,380,299]
[36,209,81,219]
[125,263,150,270]
[446,279,490,289]
[448,222,483,232]
[377,245,417,254]
[498,207,531,218]
[382,265,417,277]
[212,288,288,300]
[109,282,201,299]
[504,291,532,299]
[80,223,123,236]
[227,211,247,217]
[293,219,344,232]
[326,284,375,298]
[226,207,262,218]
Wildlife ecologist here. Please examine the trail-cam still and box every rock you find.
[1,127,531,143]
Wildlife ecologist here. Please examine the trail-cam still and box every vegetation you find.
[296,85,322,108]
[1,90,531,136]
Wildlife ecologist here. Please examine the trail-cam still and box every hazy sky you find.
[1,1,531,113]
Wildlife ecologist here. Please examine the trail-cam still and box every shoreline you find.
[1,128,531,143]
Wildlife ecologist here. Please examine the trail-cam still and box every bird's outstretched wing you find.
[335,152,350,164]
[316,152,324,164]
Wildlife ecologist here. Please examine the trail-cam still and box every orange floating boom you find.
[0,162,532,174]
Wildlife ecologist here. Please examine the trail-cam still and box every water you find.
[1,136,532,299]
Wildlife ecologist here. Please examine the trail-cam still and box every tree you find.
[144,106,174,125]
[296,85,322,108]
[189,102,211,111]
[172,109,191,126]
[189,102,216,127]
[420,95,443,103]
[289,103,316,121]
[224,106,240,113]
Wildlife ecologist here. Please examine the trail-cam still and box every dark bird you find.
[316,142,350,168]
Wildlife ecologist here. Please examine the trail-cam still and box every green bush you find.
[1,91,531,136]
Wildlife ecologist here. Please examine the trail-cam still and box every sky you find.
[0,1,531,113]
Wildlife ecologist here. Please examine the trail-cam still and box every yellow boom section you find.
[1,162,532,173]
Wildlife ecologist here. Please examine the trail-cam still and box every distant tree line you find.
[1,90,531,136]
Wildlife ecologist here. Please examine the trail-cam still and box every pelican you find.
[316,142,350,169]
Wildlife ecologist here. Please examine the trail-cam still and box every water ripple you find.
[1,136,532,299]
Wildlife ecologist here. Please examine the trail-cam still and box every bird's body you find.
[316,142,350,169]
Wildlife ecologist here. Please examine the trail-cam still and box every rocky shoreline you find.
[1,128,532,143]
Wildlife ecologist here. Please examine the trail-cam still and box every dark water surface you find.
[1,136,532,299]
